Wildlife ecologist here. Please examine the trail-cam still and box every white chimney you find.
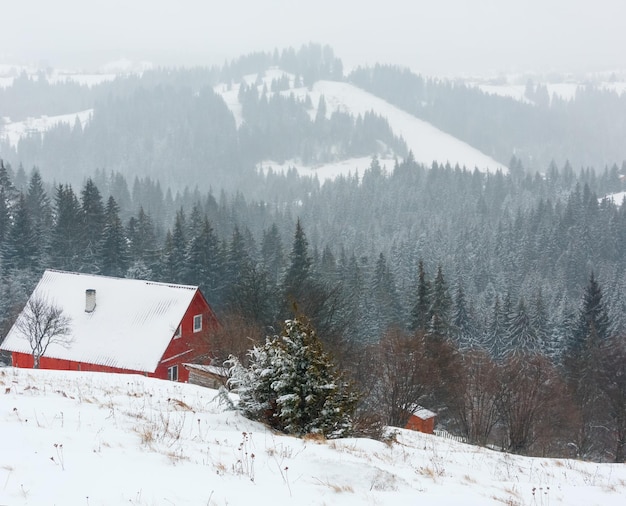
[85,289,96,313]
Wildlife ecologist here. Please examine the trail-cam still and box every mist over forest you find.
[2,43,626,461]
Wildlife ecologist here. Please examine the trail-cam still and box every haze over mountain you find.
[2,0,625,76]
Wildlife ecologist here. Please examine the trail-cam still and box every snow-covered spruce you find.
[227,317,358,438]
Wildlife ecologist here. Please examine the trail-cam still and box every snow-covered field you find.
[1,367,625,506]
[0,109,92,148]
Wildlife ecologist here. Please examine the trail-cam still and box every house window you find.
[174,325,181,338]
[167,365,178,382]
[193,314,202,332]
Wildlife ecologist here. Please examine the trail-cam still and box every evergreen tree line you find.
[2,155,626,348]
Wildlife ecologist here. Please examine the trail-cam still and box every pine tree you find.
[159,209,187,282]
[185,216,223,304]
[80,178,105,272]
[100,196,129,277]
[509,297,538,354]
[50,184,83,271]
[2,194,38,272]
[25,169,52,266]
[428,264,452,338]
[452,280,477,349]
[410,259,431,332]
[228,317,358,437]
[225,226,252,304]
[126,207,158,276]
[261,223,284,285]
[488,294,508,360]
[282,218,311,307]
[367,252,401,339]
[573,271,611,351]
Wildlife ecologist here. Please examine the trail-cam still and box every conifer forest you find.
[2,45,626,462]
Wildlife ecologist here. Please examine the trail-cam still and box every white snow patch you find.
[0,109,92,148]
[0,367,625,506]
[600,191,626,206]
[258,156,395,183]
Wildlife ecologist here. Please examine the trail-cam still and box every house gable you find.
[153,290,218,382]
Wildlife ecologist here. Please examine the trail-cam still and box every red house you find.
[405,406,437,434]
[0,270,218,382]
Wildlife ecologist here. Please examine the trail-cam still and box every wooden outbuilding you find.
[405,406,437,434]
[183,363,228,389]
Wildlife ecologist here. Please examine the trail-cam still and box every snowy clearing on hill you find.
[1,367,625,506]
[600,191,626,206]
[257,156,397,184]
[0,109,92,148]
[215,69,506,180]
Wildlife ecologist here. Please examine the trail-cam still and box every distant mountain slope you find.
[309,80,506,173]
[215,70,506,178]
[1,367,625,505]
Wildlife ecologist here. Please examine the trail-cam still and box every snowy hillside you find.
[215,69,506,181]
[1,368,625,505]
[0,109,92,148]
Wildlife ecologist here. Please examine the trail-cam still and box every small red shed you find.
[405,406,437,434]
[0,270,218,382]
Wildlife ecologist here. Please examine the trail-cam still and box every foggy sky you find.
[2,0,625,75]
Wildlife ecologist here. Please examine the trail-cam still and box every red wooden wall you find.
[405,414,436,434]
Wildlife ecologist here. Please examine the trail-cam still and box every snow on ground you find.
[258,156,396,184]
[600,191,626,206]
[0,109,92,148]
[310,80,504,174]
[1,367,625,506]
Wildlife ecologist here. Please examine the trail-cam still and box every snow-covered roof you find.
[412,406,437,419]
[1,270,199,372]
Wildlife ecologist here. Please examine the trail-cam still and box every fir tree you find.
[228,317,358,438]
[25,169,52,265]
[126,207,158,275]
[50,184,83,271]
[2,194,38,272]
[283,218,311,299]
[261,223,285,285]
[573,271,611,351]
[184,216,222,301]
[410,259,431,332]
[80,178,105,272]
[100,196,129,277]
[428,264,452,338]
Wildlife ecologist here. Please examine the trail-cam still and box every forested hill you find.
[2,44,626,196]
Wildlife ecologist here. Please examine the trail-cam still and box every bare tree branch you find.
[14,296,72,369]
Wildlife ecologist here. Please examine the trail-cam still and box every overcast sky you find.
[2,0,625,76]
